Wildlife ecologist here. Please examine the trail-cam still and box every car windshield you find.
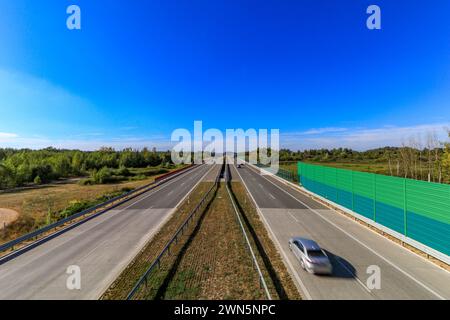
[307,250,326,258]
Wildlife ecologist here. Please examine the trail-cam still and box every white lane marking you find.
[250,165,446,300]
[335,257,372,294]
[268,193,276,200]
[286,211,372,294]
[119,165,207,212]
[96,164,216,299]
[0,166,209,286]
[234,165,312,300]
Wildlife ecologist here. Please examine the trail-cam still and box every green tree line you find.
[0,147,173,189]
[278,131,450,183]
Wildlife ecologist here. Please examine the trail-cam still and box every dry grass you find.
[0,208,19,229]
[0,179,155,222]
[229,182,302,300]
[159,183,265,300]
[0,167,188,243]
[105,182,269,300]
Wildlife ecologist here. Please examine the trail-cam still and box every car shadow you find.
[317,250,357,279]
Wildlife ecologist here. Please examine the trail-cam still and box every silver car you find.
[289,237,333,275]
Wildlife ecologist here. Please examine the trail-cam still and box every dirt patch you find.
[0,208,19,229]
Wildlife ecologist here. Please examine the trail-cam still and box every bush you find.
[78,178,94,186]
[115,166,131,177]
[59,200,93,219]
[129,174,147,181]
[92,167,114,184]
[33,175,42,185]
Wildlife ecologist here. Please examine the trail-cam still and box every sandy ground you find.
[0,208,19,229]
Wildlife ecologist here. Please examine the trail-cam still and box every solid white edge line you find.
[286,208,373,295]
[259,165,450,273]
[96,164,215,299]
[231,162,312,300]
[248,164,446,300]
[117,164,207,212]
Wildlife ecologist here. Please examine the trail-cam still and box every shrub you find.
[92,167,114,184]
[59,200,93,219]
[115,166,131,177]
[33,175,42,185]
[78,178,94,186]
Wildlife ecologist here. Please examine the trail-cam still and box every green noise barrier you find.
[298,162,450,258]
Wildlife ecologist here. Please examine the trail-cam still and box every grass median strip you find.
[229,181,302,300]
[101,181,213,300]
[104,182,273,300]
[154,182,266,300]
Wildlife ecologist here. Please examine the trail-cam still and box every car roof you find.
[291,237,321,250]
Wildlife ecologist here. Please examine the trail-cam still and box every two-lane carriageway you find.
[0,164,215,300]
[231,164,450,300]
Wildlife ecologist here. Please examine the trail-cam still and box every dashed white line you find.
[233,165,313,300]
[250,165,446,301]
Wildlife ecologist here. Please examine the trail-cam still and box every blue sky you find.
[0,0,449,150]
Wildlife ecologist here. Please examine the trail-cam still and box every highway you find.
[230,163,450,300]
[0,164,214,300]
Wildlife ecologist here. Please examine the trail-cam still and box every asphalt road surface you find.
[0,164,214,300]
[231,163,450,300]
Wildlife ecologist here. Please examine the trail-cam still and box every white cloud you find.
[297,127,348,135]
[0,134,173,151]
[0,132,18,138]
[281,123,450,150]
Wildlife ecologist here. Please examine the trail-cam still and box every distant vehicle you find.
[289,237,333,275]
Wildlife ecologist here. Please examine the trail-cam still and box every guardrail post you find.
[351,170,355,211]
[404,179,407,237]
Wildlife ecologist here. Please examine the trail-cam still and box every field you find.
[0,166,183,243]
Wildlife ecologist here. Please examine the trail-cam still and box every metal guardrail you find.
[225,164,272,300]
[126,163,224,300]
[0,165,196,255]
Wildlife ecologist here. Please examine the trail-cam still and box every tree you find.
[442,130,450,183]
